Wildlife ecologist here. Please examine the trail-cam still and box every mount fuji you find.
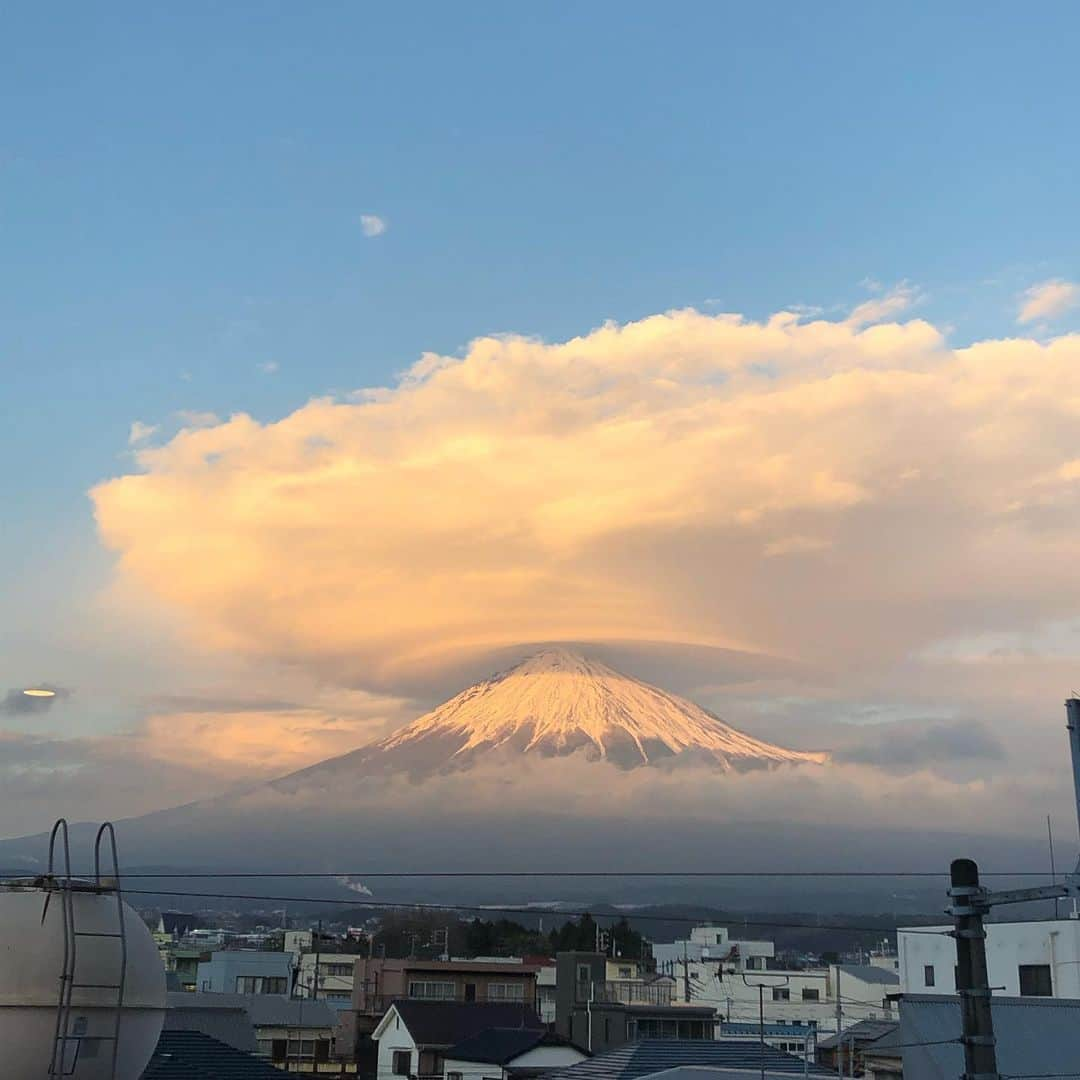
[272,647,825,791]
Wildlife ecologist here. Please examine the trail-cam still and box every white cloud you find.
[91,304,1080,708]
[174,409,221,429]
[1017,278,1080,325]
[359,214,387,238]
[845,282,920,328]
[128,421,158,446]
[258,360,280,375]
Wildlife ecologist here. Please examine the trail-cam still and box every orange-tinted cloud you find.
[91,306,1080,691]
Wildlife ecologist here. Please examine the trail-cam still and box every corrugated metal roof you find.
[142,1031,291,1079]
[899,993,1080,1079]
[540,1039,831,1080]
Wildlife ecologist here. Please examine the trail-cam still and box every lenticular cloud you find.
[92,305,1080,691]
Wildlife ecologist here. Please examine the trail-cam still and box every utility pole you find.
[742,974,788,1080]
[683,941,690,1003]
[834,966,842,1080]
[949,859,998,1080]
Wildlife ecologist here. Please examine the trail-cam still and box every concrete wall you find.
[898,920,1080,998]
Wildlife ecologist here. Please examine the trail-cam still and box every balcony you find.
[578,980,673,1007]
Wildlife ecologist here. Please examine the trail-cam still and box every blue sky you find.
[5,3,1080,831]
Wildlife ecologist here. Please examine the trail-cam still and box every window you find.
[618,966,633,978]
[604,1018,611,1042]
[487,982,525,1002]
[716,934,724,944]
[745,956,764,971]
[408,980,455,1000]
[448,1073,463,1080]
[924,965,935,987]
[392,1051,412,1076]
[1019,964,1053,997]
[801,988,820,1001]
[577,964,591,983]
[324,963,352,977]
[235,975,287,995]
[772,987,790,1001]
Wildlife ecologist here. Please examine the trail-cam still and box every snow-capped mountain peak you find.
[274,648,825,787]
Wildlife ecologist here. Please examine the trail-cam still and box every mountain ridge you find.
[270,647,825,791]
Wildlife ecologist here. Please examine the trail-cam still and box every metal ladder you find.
[45,819,129,1080]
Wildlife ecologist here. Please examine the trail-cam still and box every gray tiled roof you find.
[540,1040,831,1080]
[142,1031,290,1079]
[391,1001,544,1048]
[163,1004,257,1052]
[637,1069,824,1080]
[447,1027,585,1065]
[817,1020,897,1050]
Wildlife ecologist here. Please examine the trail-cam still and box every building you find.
[442,1028,588,1080]
[352,956,541,1069]
[143,1030,299,1079]
[857,1026,902,1080]
[658,927,896,1035]
[814,1020,897,1075]
[196,950,294,995]
[653,926,774,974]
[372,1000,543,1080]
[898,917,1080,998]
[537,961,557,1024]
[896,992,1080,1078]
[157,911,200,939]
[168,991,338,1067]
[537,1039,833,1080]
[296,950,357,1010]
[555,952,716,1054]
[715,1021,817,1063]
[160,944,205,992]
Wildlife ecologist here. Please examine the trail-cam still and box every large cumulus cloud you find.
[91,306,1080,699]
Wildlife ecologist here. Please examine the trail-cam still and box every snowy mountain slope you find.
[271,648,825,790]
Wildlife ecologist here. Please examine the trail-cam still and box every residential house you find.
[537,1039,833,1080]
[143,1031,298,1079]
[353,956,540,1070]
[898,917,1080,998]
[373,1000,543,1080]
[160,945,205,992]
[196,950,293,995]
[167,991,338,1068]
[443,1028,588,1080]
[857,1026,902,1080]
[555,952,716,1054]
[815,1020,897,1075]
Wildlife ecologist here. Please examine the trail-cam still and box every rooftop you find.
[447,1027,586,1065]
[383,1000,544,1048]
[539,1040,831,1080]
[167,991,337,1029]
[835,965,900,986]
[817,1020,897,1051]
[142,1031,289,1080]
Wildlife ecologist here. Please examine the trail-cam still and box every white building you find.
[294,951,356,1010]
[657,926,897,1036]
[898,918,1080,998]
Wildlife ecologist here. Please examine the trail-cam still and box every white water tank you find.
[0,880,166,1079]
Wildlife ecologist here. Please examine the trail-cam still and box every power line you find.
[50,868,1059,879]
[115,886,954,936]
